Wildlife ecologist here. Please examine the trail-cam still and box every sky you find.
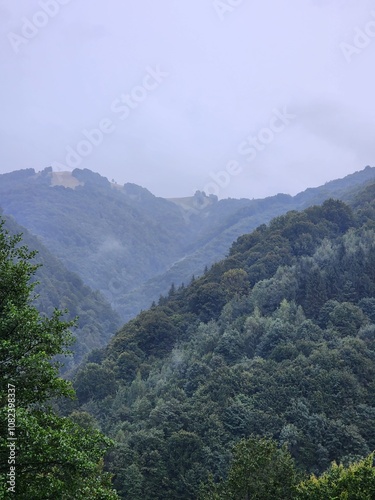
[0,0,374,199]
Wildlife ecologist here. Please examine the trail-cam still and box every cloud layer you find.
[1,0,374,199]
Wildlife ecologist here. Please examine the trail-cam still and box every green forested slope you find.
[0,221,119,498]
[72,185,375,499]
[0,167,192,317]
[95,166,375,319]
[1,166,375,321]
[1,213,120,374]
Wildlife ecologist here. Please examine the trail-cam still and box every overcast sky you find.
[0,0,374,199]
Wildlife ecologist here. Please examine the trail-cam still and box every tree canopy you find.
[71,193,375,498]
[0,220,118,499]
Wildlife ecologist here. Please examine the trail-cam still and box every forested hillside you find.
[71,184,375,498]
[0,167,192,319]
[1,213,120,374]
[0,221,119,498]
[1,166,375,321]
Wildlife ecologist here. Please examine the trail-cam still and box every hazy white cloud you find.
[0,0,374,199]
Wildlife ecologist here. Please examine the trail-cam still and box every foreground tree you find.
[200,436,298,499]
[200,436,375,500]
[295,452,375,499]
[0,220,118,498]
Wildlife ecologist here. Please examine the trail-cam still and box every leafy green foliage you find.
[0,409,117,499]
[200,437,298,499]
[2,215,121,374]
[295,452,375,499]
[0,220,118,499]
[201,438,375,499]
[72,191,375,498]
[0,224,74,403]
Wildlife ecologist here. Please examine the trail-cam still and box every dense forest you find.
[1,166,375,321]
[3,0,375,496]
[61,182,375,498]
[1,174,375,497]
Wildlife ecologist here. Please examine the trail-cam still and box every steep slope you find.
[1,165,375,322]
[0,168,192,313]
[71,185,375,499]
[116,166,375,320]
[1,213,121,374]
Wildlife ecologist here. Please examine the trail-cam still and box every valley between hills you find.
[1,166,375,498]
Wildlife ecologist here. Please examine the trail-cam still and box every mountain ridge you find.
[1,165,375,321]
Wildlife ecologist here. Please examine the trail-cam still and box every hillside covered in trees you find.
[1,166,375,322]
[1,214,121,374]
[68,183,375,498]
[0,220,119,498]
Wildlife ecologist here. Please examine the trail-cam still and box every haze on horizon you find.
[0,0,374,200]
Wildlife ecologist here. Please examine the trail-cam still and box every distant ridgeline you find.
[69,181,375,499]
[1,165,375,324]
